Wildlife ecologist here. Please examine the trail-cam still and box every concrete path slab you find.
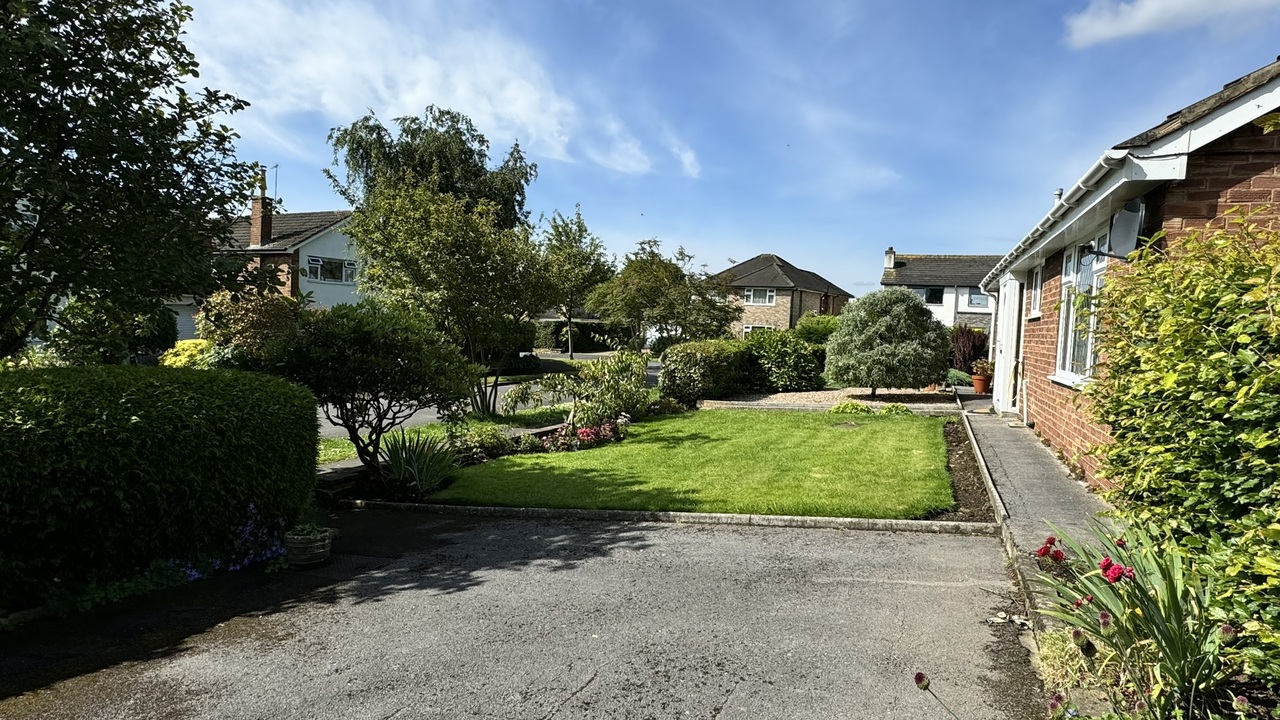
[1,514,1040,720]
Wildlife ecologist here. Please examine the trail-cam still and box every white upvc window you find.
[967,287,989,308]
[913,287,944,305]
[742,288,776,306]
[743,325,775,337]
[1054,231,1108,385]
[305,256,358,284]
[1028,265,1043,318]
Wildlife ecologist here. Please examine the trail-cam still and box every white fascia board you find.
[1141,80,1280,158]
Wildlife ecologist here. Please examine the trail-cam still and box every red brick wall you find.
[1018,121,1280,487]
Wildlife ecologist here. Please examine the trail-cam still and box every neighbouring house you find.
[879,248,1002,329]
[712,254,852,337]
[169,188,358,339]
[981,56,1280,485]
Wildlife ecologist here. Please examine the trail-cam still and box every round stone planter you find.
[283,529,334,568]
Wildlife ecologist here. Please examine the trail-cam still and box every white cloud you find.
[185,0,653,173]
[584,119,652,175]
[664,135,701,178]
[1064,0,1280,48]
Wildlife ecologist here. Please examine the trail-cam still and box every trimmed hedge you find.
[0,366,318,612]
[658,339,757,406]
[743,329,825,392]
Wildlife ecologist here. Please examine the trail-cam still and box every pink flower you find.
[1045,536,1057,546]
[1051,549,1066,564]
[1036,545,1050,557]
[1123,566,1135,580]
[1104,564,1126,583]
[1098,557,1113,572]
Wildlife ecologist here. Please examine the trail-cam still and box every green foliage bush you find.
[743,328,824,392]
[159,339,212,368]
[0,345,64,370]
[825,288,951,397]
[828,400,874,415]
[0,366,317,612]
[1086,222,1280,683]
[271,301,474,475]
[381,429,456,494]
[877,403,913,416]
[534,320,630,353]
[451,423,514,465]
[45,297,178,365]
[793,313,840,345]
[658,339,757,406]
[504,351,650,427]
[946,369,973,387]
[195,290,303,366]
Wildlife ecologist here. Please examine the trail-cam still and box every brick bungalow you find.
[982,56,1280,485]
[712,254,852,338]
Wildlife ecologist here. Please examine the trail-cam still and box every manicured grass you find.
[429,409,955,519]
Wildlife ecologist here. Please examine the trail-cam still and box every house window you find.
[913,287,944,305]
[1055,233,1107,382]
[305,256,357,284]
[967,287,988,308]
[1028,265,1043,318]
[743,325,775,337]
[742,288,776,306]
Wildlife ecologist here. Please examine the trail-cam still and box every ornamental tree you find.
[824,288,950,397]
[0,0,269,358]
[543,206,615,358]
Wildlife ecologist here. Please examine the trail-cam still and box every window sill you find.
[303,279,357,286]
[1047,372,1089,390]
[743,303,776,307]
[1026,311,1042,320]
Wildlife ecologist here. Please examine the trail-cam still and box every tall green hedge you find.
[743,329,825,392]
[0,366,318,612]
[658,340,757,406]
[1086,221,1280,683]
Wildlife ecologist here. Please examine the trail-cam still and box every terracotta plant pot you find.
[972,375,992,394]
[283,529,334,568]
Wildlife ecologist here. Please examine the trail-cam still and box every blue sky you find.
[186,0,1280,295]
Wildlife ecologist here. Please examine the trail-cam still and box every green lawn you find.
[428,409,955,519]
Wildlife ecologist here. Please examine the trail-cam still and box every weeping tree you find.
[825,288,950,397]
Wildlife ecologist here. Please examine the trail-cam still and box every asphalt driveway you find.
[1,512,1041,719]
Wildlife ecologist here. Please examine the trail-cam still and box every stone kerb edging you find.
[337,499,1002,537]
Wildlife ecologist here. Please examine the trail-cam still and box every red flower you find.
[1036,545,1050,557]
[1115,537,1127,548]
[1072,594,1094,609]
[1051,549,1066,563]
[1098,556,1113,572]
[1104,564,1126,583]
[1045,536,1057,546]
[913,672,929,691]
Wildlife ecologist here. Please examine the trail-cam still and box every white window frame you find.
[1028,265,1043,318]
[742,288,776,306]
[913,286,945,305]
[742,324,776,337]
[966,287,989,308]
[1052,231,1107,387]
[304,256,358,285]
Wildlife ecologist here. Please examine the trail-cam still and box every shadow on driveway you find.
[0,510,652,701]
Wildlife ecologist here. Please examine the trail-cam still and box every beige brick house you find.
[982,56,1280,486]
[712,254,852,337]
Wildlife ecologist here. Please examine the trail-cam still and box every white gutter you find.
[980,149,1129,291]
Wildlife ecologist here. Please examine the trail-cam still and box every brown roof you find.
[1116,55,1280,149]
[712,254,852,297]
[227,210,350,251]
[881,254,1002,288]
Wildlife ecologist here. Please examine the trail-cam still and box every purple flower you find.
[913,672,929,691]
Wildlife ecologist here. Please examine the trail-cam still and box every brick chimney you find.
[883,246,896,270]
[249,167,272,248]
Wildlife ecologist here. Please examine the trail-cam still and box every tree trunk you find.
[566,309,574,359]
[870,386,878,399]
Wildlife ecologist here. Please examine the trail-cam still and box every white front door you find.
[992,275,1023,413]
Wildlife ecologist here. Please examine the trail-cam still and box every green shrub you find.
[534,319,629,353]
[658,339,757,406]
[743,328,824,392]
[271,301,473,477]
[1086,222,1280,681]
[159,339,212,368]
[45,296,178,365]
[451,423,514,464]
[195,290,303,365]
[381,429,456,494]
[0,366,317,612]
[0,345,65,370]
[877,403,913,415]
[512,433,547,454]
[503,351,650,427]
[647,396,687,416]
[828,400,874,415]
[946,369,973,387]
[534,322,557,350]
[825,288,951,397]
[793,313,840,345]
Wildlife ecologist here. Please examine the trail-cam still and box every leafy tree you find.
[792,312,841,345]
[543,206,614,358]
[825,288,950,397]
[194,290,306,368]
[0,0,269,358]
[344,178,552,414]
[326,106,537,230]
[272,301,473,478]
[44,295,178,365]
[587,239,739,349]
